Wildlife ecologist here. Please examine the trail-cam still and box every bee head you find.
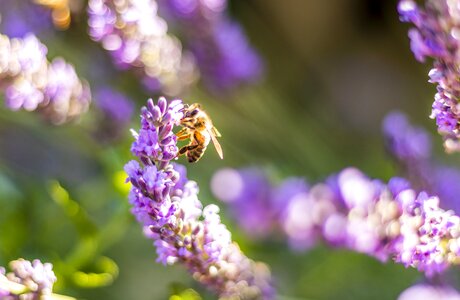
[183,103,201,118]
[189,109,200,117]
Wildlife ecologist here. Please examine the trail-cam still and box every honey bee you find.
[176,103,223,163]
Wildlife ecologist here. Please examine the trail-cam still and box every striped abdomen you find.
[187,144,207,162]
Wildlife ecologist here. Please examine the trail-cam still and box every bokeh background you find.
[1,0,459,299]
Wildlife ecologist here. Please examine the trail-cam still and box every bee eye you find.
[191,109,199,116]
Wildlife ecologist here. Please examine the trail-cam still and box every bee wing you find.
[211,126,222,137]
[207,128,223,159]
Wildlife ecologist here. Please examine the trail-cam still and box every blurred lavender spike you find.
[211,168,276,238]
[0,33,91,124]
[0,258,58,298]
[398,0,460,153]
[93,87,134,141]
[160,0,263,92]
[87,0,198,96]
[398,283,460,300]
[0,0,53,38]
[95,87,134,124]
[382,111,460,213]
[213,166,460,277]
[125,97,275,299]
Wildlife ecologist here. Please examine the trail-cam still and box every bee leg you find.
[176,127,190,141]
[178,144,199,156]
[176,127,188,136]
[179,118,196,129]
[177,133,191,141]
[176,128,191,141]
[178,146,188,156]
[180,117,195,123]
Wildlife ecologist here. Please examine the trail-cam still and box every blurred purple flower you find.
[94,86,134,142]
[42,58,92,124]
[0,33,91,124]
[282,183,335,251]
[213,166,460,276]
[189,18,263,92]
[6,79,45,111]
[398,283,460,300]
[0,0,53,38]
[161,0,263,92]
[125,97,275,299]
[383,111,431,161]
[94,87,134,140]
[382,111,460,213]
[87,0,198,95]
[434,167,460,213]
[0,259,57,298]
[211,168,274,238]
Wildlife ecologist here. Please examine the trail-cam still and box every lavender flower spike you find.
[213,167,460,277]
[398,0,460,152]
[382,111,460,213]
[87,0,198,95]
[0,258,72,299]
[0,33,91,124]
[125,97,274,299]
[210,168,276,238]
[162,0,263,92]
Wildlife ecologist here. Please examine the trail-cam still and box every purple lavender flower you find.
[382,111,433,191]
[398,283,460,300]
[0,33,91,124]
[281,183,335,251]
[0,0,53,38]
[87,0,198,95]
[125,97,274,299]
[382,111,460,213]
[42,58,91,124]
[383,111,431,161]
[433,167,460,213]
[294,168,460,274]
[6,78,45,111]
[213,166,460,276]
[93,87,134,141]
[0,259,57,298]
[130,97,183,165]
[189,18,263,92]
[161,0,263,92]
[211,168,275,238]
[398,0,460,152]
[163,0,226,20]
